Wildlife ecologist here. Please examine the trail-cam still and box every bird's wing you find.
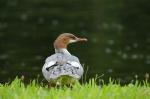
[43,54,57,69]
[66,55,82,68]
[42,53,84,81]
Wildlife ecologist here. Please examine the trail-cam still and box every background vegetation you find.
[0,0,150,83]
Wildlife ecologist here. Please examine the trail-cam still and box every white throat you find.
[55,48,71,55]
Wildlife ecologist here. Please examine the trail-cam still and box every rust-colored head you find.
[54,33,87,49]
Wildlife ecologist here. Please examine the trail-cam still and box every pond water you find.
[0,0,150,84]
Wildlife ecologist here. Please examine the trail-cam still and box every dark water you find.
[0,0,150,84]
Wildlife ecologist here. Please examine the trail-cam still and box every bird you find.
[42,33,87,87]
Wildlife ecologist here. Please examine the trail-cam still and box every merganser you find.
[42,33,87,87]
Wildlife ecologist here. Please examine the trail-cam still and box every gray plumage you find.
[42,51,84,82]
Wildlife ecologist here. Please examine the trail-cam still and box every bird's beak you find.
[76,37,88,42]
[69,37,87,43]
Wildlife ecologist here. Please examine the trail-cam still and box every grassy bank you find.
[0,78,150,99]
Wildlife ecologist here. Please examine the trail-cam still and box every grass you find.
[0,77,150,99]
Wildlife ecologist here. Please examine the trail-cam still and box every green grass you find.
[0,78,150,99]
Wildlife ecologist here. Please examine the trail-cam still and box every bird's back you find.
[42,53,84,83]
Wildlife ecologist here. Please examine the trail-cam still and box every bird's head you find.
[54,33,87,49]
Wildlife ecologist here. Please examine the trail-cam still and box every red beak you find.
[76,37,88,42]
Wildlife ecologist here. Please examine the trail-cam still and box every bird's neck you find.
[55,48,71,55]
